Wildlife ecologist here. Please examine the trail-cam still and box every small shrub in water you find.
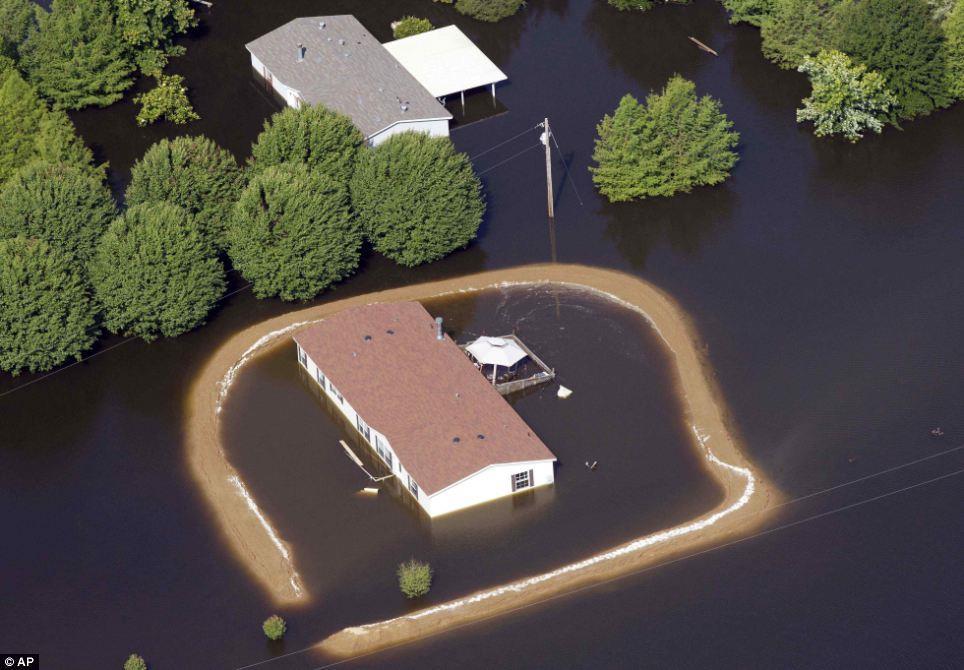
[397,559,433,598]
[124,654,147,670]
[263,614,286,640]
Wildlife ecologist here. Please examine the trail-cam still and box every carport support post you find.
[461,90,466,113]
[491,83,496,104]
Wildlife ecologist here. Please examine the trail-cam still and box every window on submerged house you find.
[511,470,533,492]
[315,368,326,387]
[297,347,307,366]
[408,476,419,498]
[356,416,371,442]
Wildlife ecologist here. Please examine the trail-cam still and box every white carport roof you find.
[384,25,508,98]
[466,336,528,368]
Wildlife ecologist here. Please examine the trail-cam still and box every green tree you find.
[126,135,243,251]
[114,0,195,74]
[943,0,964,100]
[123,654,147,670]
[835,0,952,119]
[0,0,35,60]
[0,237,98,375]
[20,0,135,109]
[0,64,98,183]
[590,76,740,202]
[721,0,776,26]
[89,202,226,341]
[249,105,363,185]
[760,0,841,70]
[608,0,655,10]
[351,132,484,267]
[262,615,286,641]
[0,161,116,264]
[228,164,361,301]
[393,16,434,39]
[455,0,525,22]
[134,73,199,126]
[397,559,433,598]
[796,50,896,141]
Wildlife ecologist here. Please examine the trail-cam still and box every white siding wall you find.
[367,118,450,146]
[298,345,554,518]
[426,460,555,517]
[250,53,304,109]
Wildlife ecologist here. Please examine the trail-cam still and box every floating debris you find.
[557,385,573,399]
[930,427,944,437]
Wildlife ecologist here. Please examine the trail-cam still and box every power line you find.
[0,279,253,401]
[477,143,543,176]
[232,447,964,670]
[308,468,964,670]
[469,124,542,161]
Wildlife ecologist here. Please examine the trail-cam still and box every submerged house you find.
[294,302,556,517]
[245,16,506,145]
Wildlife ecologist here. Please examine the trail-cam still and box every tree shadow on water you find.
[600,185,735,271]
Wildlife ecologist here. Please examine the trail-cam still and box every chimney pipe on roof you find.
[435,317,444,341]
[296,43,305,62]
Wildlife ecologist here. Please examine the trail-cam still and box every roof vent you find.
[296,43,305,62]
[339,38,346,46]
[352,351,358,358]
[319,20,326,29]
[477,434,485,440]
[452,436,461,444]
[400,103,409,112]
[435,317,443,340]
[386,329,395,335]
[363,335,373,342]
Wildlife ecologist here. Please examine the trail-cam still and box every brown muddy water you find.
[2,0,963,668]
[221,287,720,620]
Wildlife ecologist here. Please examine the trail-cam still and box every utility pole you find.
[541,118,554,219]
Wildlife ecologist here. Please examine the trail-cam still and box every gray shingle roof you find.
[245,16,452,138]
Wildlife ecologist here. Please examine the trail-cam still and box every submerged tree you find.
[126,135,244,251]
[393,16,433,39]
[0,0,35,61]
[350,132,484,267]
[834,0,952,120]
[133,73,199,126]
[590,76,739,202]
[228,164,361,301]
[942,0,964,101]
[90,202,226,341]
[0,237,98,375]
[20,0,135,109]
[721,0,776,26]
[249,105,363,185]
[760,0,841,70]
[0,63,98,184]
[796,50,896,142]
[0,161,116,264]
[114,0,196,75]
[455,0,525,22]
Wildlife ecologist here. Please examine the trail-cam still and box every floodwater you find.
[3,0,963,668]
[220,287,720,634]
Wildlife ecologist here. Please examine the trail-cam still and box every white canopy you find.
[466,336,527,368]
[384,25,508,98]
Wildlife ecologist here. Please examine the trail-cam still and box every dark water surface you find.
[3,0,963,668]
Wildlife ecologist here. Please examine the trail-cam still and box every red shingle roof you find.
[293,302,556,495]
